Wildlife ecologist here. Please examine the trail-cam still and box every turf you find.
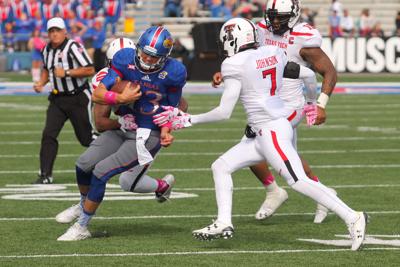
[0,93,399,266]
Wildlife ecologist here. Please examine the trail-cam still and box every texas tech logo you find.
[223,24,236,41]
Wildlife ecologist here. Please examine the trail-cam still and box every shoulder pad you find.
[290,23,322,48]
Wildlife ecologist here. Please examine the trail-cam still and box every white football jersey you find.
[257,21,322,109]
[221,46,288,126]
[91,67,109,91]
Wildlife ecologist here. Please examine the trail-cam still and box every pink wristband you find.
[104,91,117,105]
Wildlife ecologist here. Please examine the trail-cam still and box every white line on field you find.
[0,210,399,222]
[0,247,399,259]
[0,136,400,145]
[0,148,399,158]
[0,164,399,174]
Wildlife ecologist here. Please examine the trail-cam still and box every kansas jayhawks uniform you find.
[101,47,186,130]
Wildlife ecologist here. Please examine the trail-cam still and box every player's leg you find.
[56,130,124,224]
[252,108,303,219]
[35,98,68,184]
[119,156,175,203]
[257,118,367,250]
[193,138,263,240]
[58,131,162,241]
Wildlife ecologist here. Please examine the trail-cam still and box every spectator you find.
[0,0,13,34]
[210,0,232,20]
[40,0,57,24]
[87,18,107,71]
[330,0,343,18]
[103,0,122,35]
[32,17,95,184]
[14,12,35,51]
[301,7,318,27]
[10,0,25,20]
[25,0,40,19]
[371,22,384,38]
[182,0,198,17]
[164,0,182,17]
[233,0,259,20]
[341,9,354,37]
[359,8,374,37]
[395,11,400,36]
[3,22,15,52]
[27,29,46,82]
[328,10,342,39]
[69,20,87,45]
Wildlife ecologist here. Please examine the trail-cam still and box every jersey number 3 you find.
[262,68,277,96]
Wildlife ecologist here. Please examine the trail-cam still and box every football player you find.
[212,0,337,223]
[55,37,182,228]
[56,26,187,241]
[155,17,367,251]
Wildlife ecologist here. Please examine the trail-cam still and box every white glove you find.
[118,114,138,132]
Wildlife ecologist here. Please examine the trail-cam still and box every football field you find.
[0,93,399,266]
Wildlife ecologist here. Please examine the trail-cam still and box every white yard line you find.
[0,164,399,174]
[0,247,399,259]
[0,210,399,222]
[1,136,400,145]
[0,148,399,158]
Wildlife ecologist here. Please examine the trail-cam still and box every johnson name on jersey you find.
[100,47,187,130]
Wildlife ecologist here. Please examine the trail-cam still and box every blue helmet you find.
[135,26,174,72]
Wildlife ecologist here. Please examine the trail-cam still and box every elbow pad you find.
[283,62,300,79]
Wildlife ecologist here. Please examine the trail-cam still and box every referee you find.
[33,17,95,184]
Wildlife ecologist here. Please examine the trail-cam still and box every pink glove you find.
[303,104,317,126]
[170,112,192,130]
[153,106,181,127]
[118,114,138,132]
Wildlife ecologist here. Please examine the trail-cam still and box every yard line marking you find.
[0,247,399,259]
[1,210,399,221]
[1,148,400,158]
[1,136,400,145]
[1,164,400,174]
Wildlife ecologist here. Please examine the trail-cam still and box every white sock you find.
[212,158,233,226]
[291,179,358,224]
[265,180,279,192]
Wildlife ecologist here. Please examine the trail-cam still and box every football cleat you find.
[57,222,91,241]
[192,220,234,241]
[255,187,288,220]
[348,212,368,251]
[33,174,53,184]
[313,187,337,224]
[155,174,175,203]
[55,204,82,224]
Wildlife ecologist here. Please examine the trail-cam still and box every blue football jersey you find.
[101,48,187,130]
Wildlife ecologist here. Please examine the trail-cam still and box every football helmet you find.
[219,18,259,57]
[106,37,136,61]
[265,0,301,35]
[135,26,174,72]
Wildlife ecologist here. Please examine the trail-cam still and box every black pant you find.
[40,90,93,177]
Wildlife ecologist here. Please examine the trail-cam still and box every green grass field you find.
[0,93,400,266]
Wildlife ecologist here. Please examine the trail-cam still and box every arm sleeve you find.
[299,65,318,103]
[191,77,241,125]
[99,68,120,90]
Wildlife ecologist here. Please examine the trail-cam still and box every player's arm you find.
[284,62,318,103]
[92,77,141,105]
[300,47,337,124]
[190,77,240,124]
[93,103,120,132]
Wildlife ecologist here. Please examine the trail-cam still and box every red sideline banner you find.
[321,37,400,73]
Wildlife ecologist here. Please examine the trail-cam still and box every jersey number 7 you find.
[262,68,277,96]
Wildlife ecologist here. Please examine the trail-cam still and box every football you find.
[111,80,135,93]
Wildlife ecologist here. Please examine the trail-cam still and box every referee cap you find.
[47,17,66,31]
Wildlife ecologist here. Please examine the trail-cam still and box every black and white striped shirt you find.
[42,38,93,94]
